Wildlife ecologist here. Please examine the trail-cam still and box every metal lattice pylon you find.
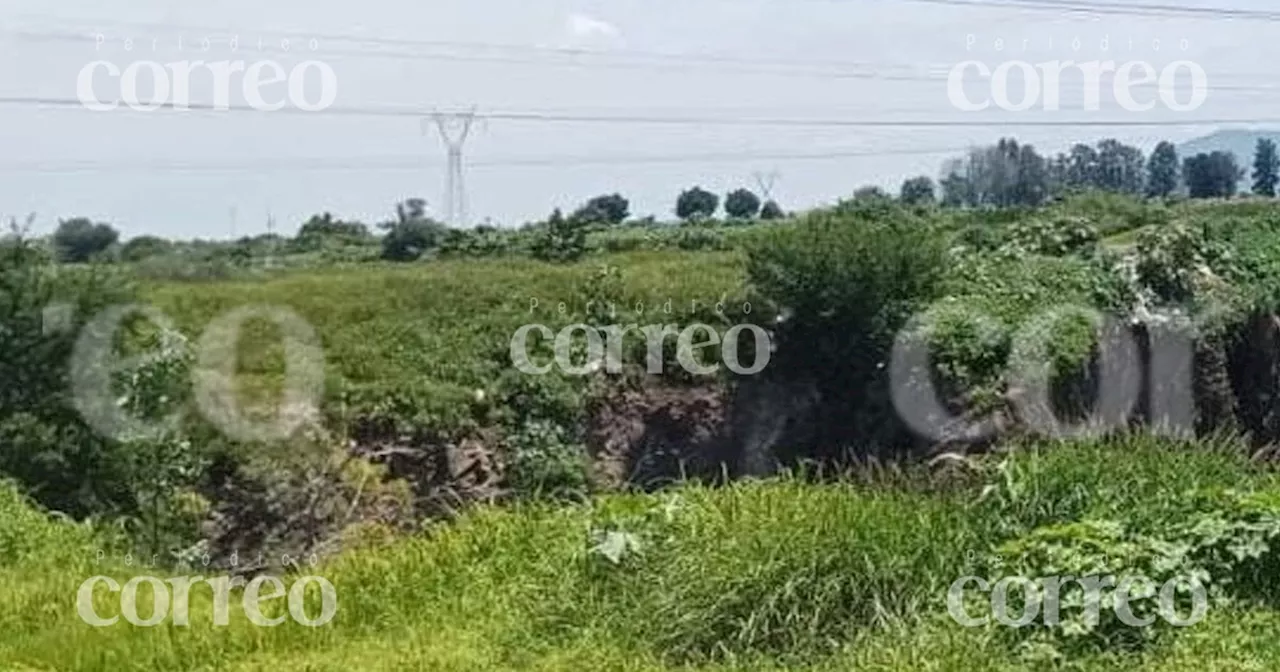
[424,111,478,227]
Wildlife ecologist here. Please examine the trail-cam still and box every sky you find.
[1,0,1279,239]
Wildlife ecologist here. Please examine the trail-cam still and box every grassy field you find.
[140,250,746,431]
[14,197,1280,670]
[5,434,1280,670]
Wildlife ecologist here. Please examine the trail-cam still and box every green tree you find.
[1063,143,1100,190]
[1253,139,1280,197]
[1146,141,1181,198]
[380,199,447,261]
[724,188,763,219]
[939,158,975,207]
[675,186,719,222]
[571,193,629,225]
[759,200,785,220]
[1184,151,1242,199]
[947,139,1050,208]
[1095,139,1146,195]
[899,176,936,205]
[53,217,119,263]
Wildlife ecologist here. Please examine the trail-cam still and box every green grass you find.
[6,435,1280,670]
[139,251,746,431]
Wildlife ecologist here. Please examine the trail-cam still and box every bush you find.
[1002,216,1101,257]
[52,217,119,263]
[572,193,630,226]
[676,186,719,222]
[530,209,589,263]
[381,218,448,262]
[504,420,589,500]
[119,235,172,262]
[0,232,139,518]
[746,211,949,456]
[724,188,762,219]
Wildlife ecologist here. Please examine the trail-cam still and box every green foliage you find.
[944,138,1051,208]
[571,193,630,225]
[0,479,96,569]
[748,211,946,332]
[1135,222,1239,305]
[1147,141,1182,198]
[380,219,448,262]
[504,420,589,500]
[142,251,745,440]
[852,185,890,202]
[674,227,728,251]
[437,226,513,258]
[113,328,208,559]
[530,208,589,262]
[724,188,763,219]
[119,235,172,263]
[296,212,372,251]
[6,433,1280,670]
[1001,216,1101,257]
[985,489,1280,659]
[52,217,119,263]
[0,228,139,518]
[1184,151,1242,199]
[1051,139,1146,197]
[747,210,949,453]
[380,198,448,262]
[760,199,785,220]
[1253,138,1280,197]
[675,186,719,222]
[900,175,937,205]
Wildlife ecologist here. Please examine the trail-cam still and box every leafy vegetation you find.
[16,133,1280,669]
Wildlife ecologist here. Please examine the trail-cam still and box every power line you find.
[901,0,1280,21]
[11,26,1280,95]
[3,96,1278,128]
[5,22,949,83]
[0,146,977,174]
[480,110,1280,128]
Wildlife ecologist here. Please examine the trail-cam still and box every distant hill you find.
[1179,129,1280,166]
[1177,129,1280,189]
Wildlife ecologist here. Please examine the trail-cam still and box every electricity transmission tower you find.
[753,170,780,201]
[425,111,477,227]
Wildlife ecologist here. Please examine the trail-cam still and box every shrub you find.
[530,209,589,263]
[676,186,719,222]
[0,231,139,518]
[724,188,762,219]
[52,217,119,263]
[572,193,630,226]
[119,235,172,262]
[745,211,950,456]
[380,218,448,262]
[504,420,589,500]
[1002,216,1101,257]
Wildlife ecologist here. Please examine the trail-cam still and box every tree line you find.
[905,136,1280,208]
[38,135,1280,265]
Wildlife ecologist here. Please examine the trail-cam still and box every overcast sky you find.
[1,0,1278,239]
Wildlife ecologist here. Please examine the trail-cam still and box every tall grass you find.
[5,434,1280,670]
